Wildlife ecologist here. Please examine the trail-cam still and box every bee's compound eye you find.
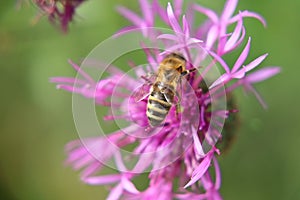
[177,65,183,72]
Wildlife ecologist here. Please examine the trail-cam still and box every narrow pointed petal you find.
[167,2,182,33]
[68,60,95,84]
[188,37,203,44]
[230,10,267,27]
[244,53,268,72]
[139,0,153,25]
[244,84,268,109]
[157,33,179,41]
[174,0,183,18]
[117,6,143,26]
[182,15,190,36]
[113,25,137,37]
[213,157,221,189]
[192,127,205,157]
[107,183,123,200]
[218,33,231,54]
[232,67,246,79]
[209,74,230,89]
[193,4,218,23]
[114,151,127,171]
[246,67,281,83]
[80,163,102,178]
[152,0,169,23]
[208,50,230,73]
[83,174,121,185]
[232,37,251,73]
[224,17,243,52]
[50,77,80,84]
[184,152,214,188]
[65,139,81,152]
[224,26,246,54]
[206,25,218,50]
[221,0,238,21]
[122,178,140,194]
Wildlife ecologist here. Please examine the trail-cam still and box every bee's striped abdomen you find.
[147,89,173,127]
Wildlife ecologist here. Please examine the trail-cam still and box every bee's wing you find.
[141,72,157,84]
[132,73,157,102]
[132,84,151,102]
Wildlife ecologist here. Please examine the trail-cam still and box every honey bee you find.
[134,53,196,127]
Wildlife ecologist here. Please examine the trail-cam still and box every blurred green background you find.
[0,0,299,199]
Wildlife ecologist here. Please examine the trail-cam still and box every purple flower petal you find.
[184,150,214,188]
[83,174,121,185]
[80,163,102,178]
[230,10,267,27]
[193,4,218,24]
[224,16,243,52]
[246,67,281,83]
[213,157,221,189]
[114,151,127,171]
[174,0,183,18]
[208,50,230,73]
[157,33,179,41]
[152,0,169,24]
[209,74,229,89]
[244,84,268,109]
[192,127,205,157]
[139,0,153,25]
[232,37,251,73]
[182,15,190,36]
[224,26,246,54]
[167,2,182,34]
[117,6,143,26]
[114,25,138,37]
[107,183,123,200]
[50,77,82,85]
[205,25,218,50]
[244,53,268,72]
[218,33,230,54]
[69,60,95,84]
[221,0,238,21]
[122,178,140,194]
[232,67,246,79]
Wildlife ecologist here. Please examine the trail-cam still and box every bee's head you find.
[162,52,186,72]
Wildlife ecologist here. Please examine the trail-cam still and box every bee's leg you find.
[175,89,183,120]
[141,72,157,85]
[141,76,152,85]
[161,86,174,103]
[176,104,183,117]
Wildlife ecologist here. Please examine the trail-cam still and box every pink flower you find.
[32,0,86,32]
[117,0,155,37]
[193,0,266,54]
[52,1,280,199]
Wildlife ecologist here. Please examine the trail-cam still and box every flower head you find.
[52,1,280,199]
[32,0,86,32]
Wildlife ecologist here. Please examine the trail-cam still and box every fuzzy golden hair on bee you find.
[160,52,187,73]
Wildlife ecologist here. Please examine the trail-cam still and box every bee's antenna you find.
[181,68,197,76]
